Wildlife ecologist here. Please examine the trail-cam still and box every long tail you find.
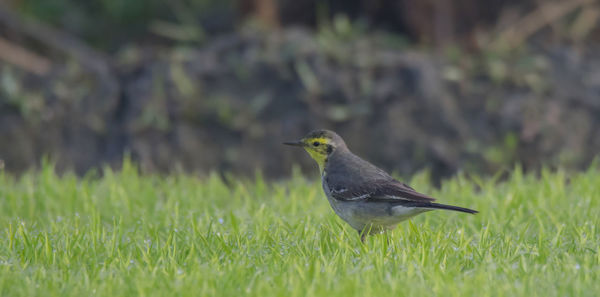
[424,202,478,214]
[392,201,479,214]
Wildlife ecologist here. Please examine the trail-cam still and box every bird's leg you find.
[359,225,376,243]
[358,229,366,243]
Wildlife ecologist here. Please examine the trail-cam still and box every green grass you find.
[0,161,599,296]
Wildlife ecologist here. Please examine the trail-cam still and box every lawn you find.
[0,161,599,296]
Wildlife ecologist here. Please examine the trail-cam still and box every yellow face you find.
[284,136,334,172]
[301,137,332,170]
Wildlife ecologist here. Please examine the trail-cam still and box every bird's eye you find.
[313,142,320,147]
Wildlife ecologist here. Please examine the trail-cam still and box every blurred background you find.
[0,0,599,181]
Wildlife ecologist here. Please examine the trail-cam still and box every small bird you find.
[284,129,477,242]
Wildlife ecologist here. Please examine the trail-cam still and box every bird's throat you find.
[306,150,327,173]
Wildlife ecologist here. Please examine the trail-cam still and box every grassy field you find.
[0,161,599,296]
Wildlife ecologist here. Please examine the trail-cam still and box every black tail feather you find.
[424,202,478,214]
[397,201,478,214]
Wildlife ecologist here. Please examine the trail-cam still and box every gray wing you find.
[324,151,435,203]
[326,177,436,203]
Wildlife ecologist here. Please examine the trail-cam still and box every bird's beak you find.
[283,140,304,147]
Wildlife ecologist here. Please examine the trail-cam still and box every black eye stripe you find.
[313,142,320,146]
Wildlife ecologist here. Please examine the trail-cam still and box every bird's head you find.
[283,129,347,171]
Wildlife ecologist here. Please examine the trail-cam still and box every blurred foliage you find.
[15,0,235,49]
[2,0,600,180]
[13,0,600,51]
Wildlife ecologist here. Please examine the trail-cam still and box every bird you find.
[284,129,478,242]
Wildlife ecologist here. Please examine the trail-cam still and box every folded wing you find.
[328,178,436,203]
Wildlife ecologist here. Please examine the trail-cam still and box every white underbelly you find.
[321,175,427,232]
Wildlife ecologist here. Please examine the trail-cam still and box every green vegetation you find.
[15,0,232,49]
[0,161,599,296]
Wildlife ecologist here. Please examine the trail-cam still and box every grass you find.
[0,161,599,296]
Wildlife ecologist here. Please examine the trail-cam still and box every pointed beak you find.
[283,140,304,147]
